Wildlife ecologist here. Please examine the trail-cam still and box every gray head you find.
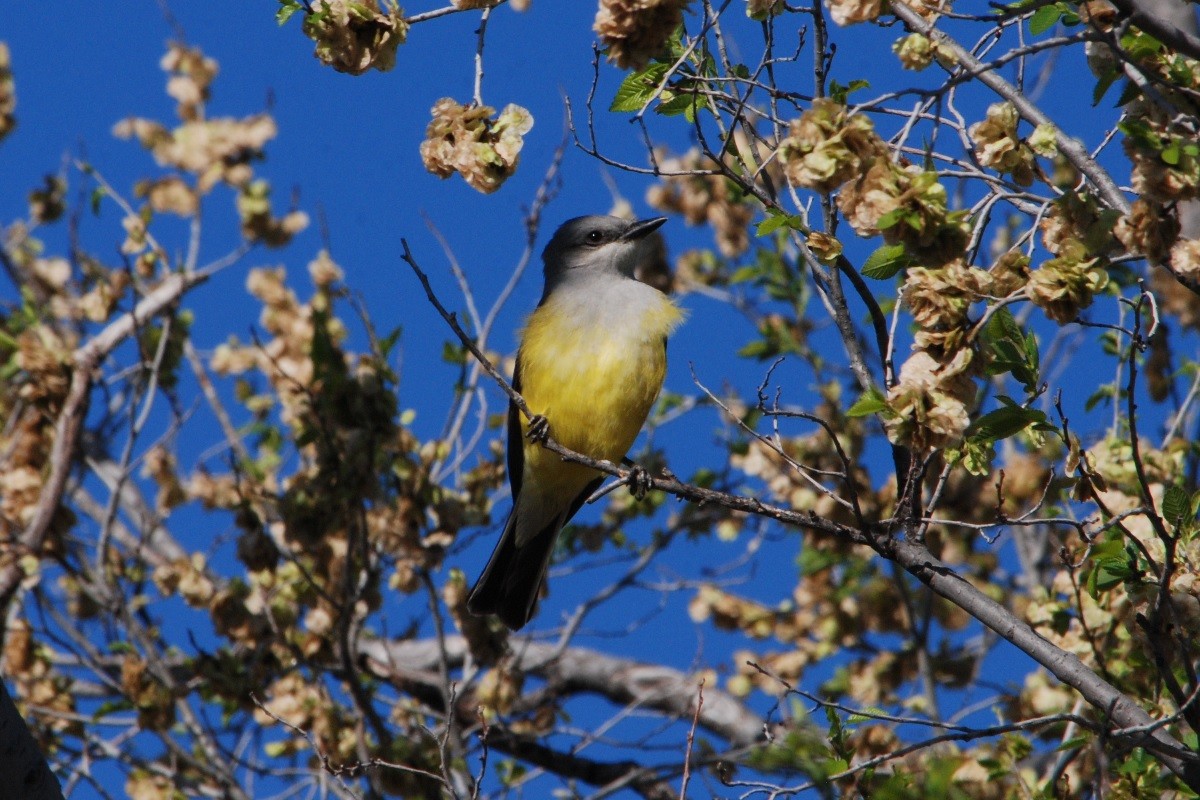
[540,215,666,296]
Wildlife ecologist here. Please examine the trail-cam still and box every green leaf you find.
[1162,485,1191,528]
[1092,558,1138,592]
[860,243,909,280]
[967,405,1047,442]
[729,264,761,284]
[90,186,107,215]
[756,211,803,237]
[876,207,907,230]
[798,545,838,576]
[1115,80,1142,107]
[610,62,670,112]
[980,307,1040,395]
[377,326,402,358]
[1085,385,1115,411]
[1029,4,1062,35]
[441,340,467,365]
[1091,66,1121,107]
[655,90,696,118]
[1056,735,1090,752]
[846,387,888,417]
[276,0,304,25]
[828,79,869,105]
[737,339,771,359]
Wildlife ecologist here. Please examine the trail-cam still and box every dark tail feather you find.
[466,512,559,631]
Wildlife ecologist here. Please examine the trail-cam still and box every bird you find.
[466,215,684,631]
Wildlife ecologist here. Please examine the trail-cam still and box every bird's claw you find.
[525,414,550,443]
[627,464,653,500]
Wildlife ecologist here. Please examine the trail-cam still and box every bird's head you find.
[541,215,666,294]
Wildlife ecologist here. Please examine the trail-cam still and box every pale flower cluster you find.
[302,0,408,75]
[969,102,1037,187]
[1026,240,1110,324]
[152,554,216,608]
[2,620,80,742]
[211,262,348,430]
[1170,238,1200,281]
[902,260,992,354]
[141,445,187,514]
[892,33,955,70]
[113,43,277,195]
[0,42,14,142]
[778,98,887,193]
[594,0,689,70]
[1113,198,1180,264]
[838,160,970,267]
[886,349,976,449]
[826,0,885,25]
[1038,192,1118,258]
[746,0,784,18]
[646,147,755,257]
[236,180,310,247]
[136,176,199,218]
[161,43,218,121]
[113,114,278,193]
[1123,102,1200,203]
[419,99,533,194]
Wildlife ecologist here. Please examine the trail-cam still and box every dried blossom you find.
[1113,199,1180,264]
[826,0,885,25]
[1169,238,1200,281]
[778,98,887,193]
[1039,191,1120,257]
[646,147,754,257]
[594,0,689,70]
[114,114,278,193]
[886,348,976,450]
[969,102,1037,187]
[135,176,200,217]
[161,42,218,121]
[837,160,970,266]
[989,250,1031,297]
[902,260,992,354]
[0,43,14,141]
[746,0,784,18]
[1123,104,1200,203]
[302,0,408,75]
[236,180,310,247]
[1026,239,1110,324]
[419,98,533,194]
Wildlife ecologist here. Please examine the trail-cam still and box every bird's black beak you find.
[621,217,667,241]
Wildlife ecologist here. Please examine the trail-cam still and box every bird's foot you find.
[525,414,550,443]
[627,463,653,500]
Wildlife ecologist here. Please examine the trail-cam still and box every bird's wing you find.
[506,358,524,498]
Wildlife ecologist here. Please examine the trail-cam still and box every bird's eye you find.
[585,230,604,245]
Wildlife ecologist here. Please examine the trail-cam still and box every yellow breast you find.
[516,280,684,494]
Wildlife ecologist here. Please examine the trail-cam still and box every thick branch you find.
[1108,0,1200,62]
[360,637,768,749]
[883,535,1200,789]
[481,728,677,800]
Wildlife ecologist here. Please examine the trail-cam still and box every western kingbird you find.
[466,215,683,630]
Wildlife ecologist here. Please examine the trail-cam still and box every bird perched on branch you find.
[467,215,683,630]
